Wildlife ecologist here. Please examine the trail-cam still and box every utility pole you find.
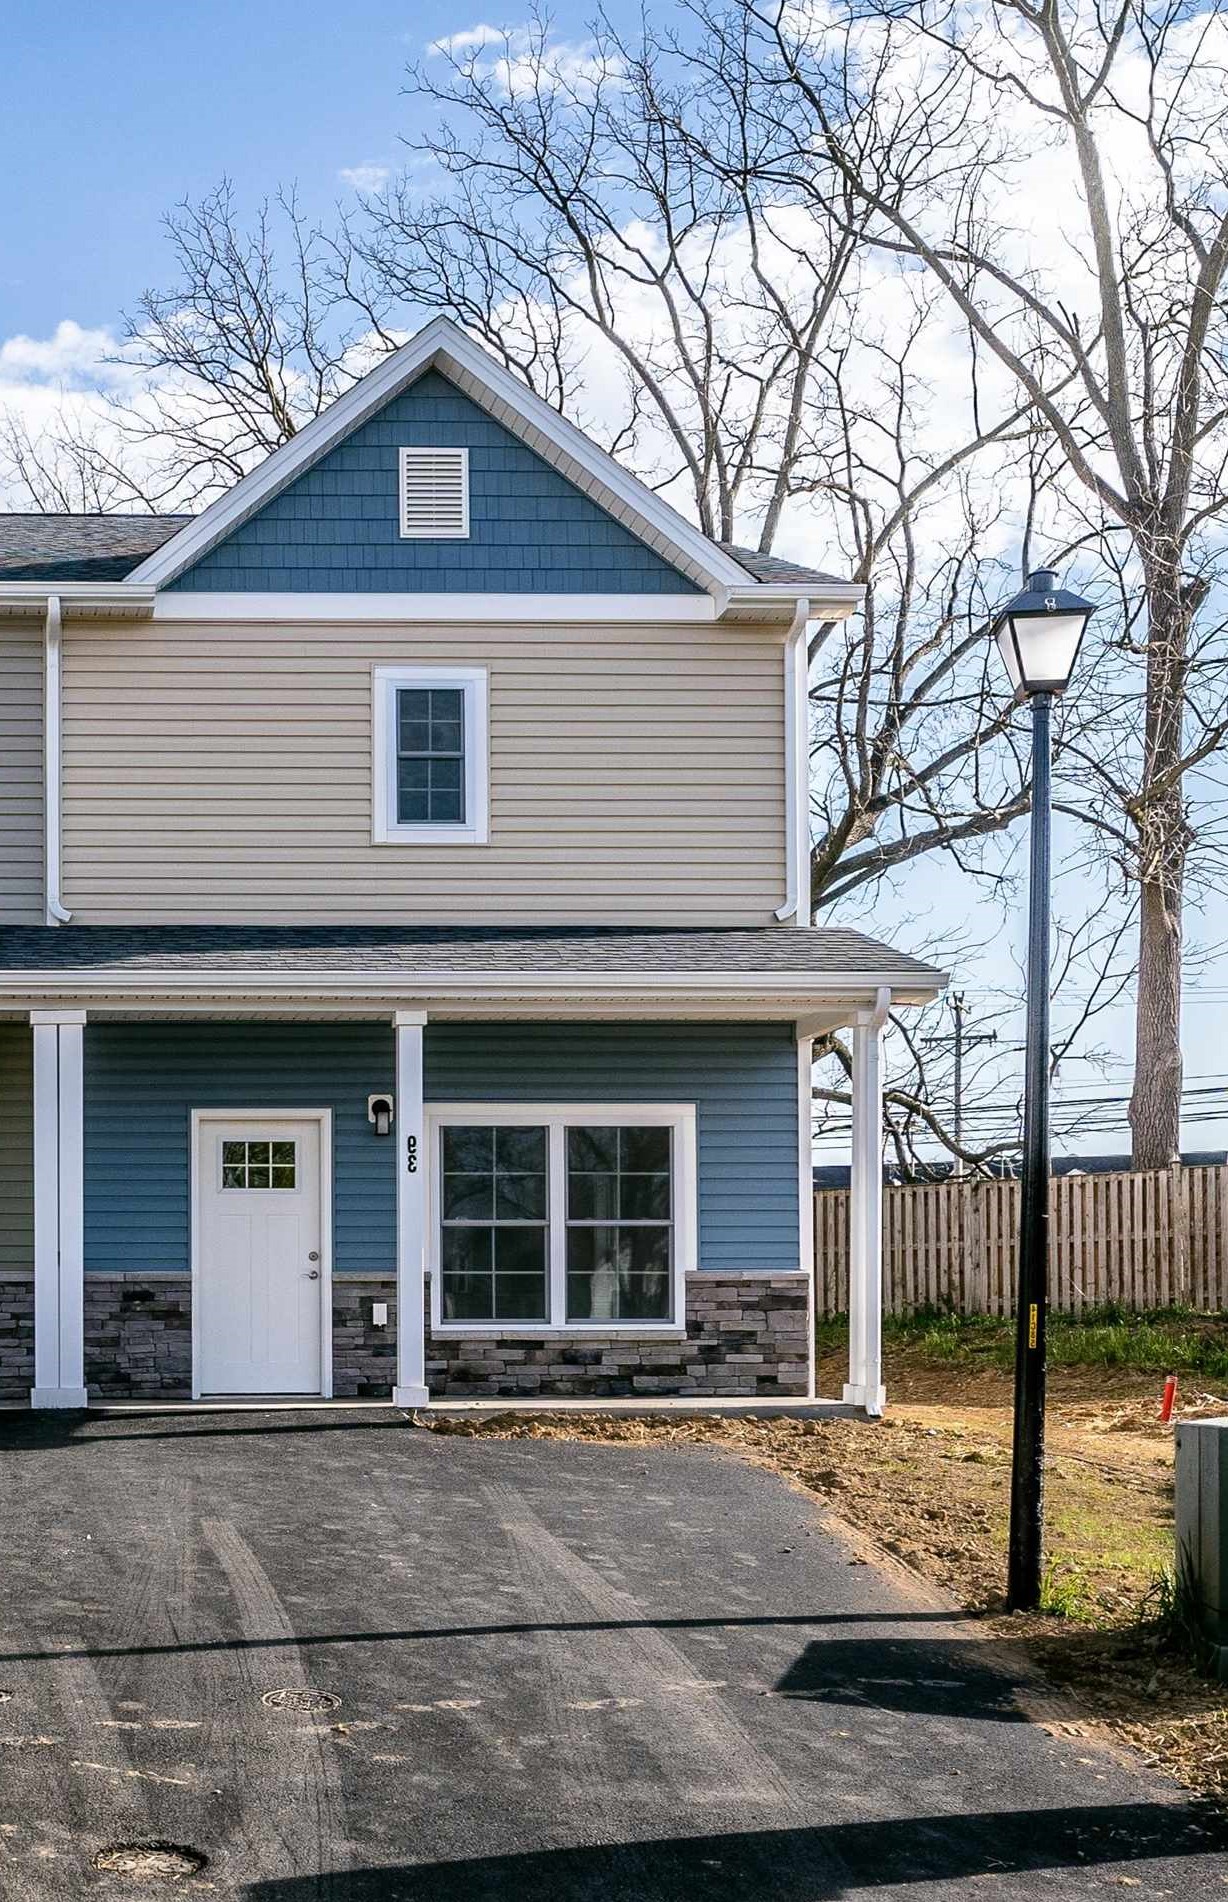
[924,994,996,1176]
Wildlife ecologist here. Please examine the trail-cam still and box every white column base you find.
[30,1386,89,1410]
[393,1384,430,1408]
[842,1381,886,1416]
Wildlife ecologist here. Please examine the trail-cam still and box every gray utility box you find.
[1175,1416,1228,1681]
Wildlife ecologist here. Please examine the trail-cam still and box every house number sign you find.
[406,1134,418,1173]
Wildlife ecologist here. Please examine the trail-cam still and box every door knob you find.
[306,1269,320,1281]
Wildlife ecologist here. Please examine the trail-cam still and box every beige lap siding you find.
[61,617,788,924]
[0,629,44,923]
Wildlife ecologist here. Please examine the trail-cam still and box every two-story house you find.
[0,318,943,1413]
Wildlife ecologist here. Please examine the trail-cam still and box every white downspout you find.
[774,597,811,924]
[43,594,71,926]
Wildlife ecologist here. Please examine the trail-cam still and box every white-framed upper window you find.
[427,1104,696,1334]
[399,446,470,539]
[372,665,489,846]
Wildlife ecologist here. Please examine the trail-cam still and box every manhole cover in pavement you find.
[93,1842,208,1880]
[261,1687,341,1714]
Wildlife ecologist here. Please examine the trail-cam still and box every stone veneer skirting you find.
[0,1272,811,1401]
[0,1273,34,1398]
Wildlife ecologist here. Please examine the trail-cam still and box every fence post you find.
[1165,1163,1183,1307]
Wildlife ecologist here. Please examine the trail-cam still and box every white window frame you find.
[372,664,489,846]
[399,445,470,540]
[427,1103,696,1336]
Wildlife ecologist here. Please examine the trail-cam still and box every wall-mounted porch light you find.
[368,1093,395,1137]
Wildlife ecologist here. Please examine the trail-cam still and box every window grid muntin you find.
[431,1112,688,1331]
[396,686,466,826]
[439,1124,549,1323]
[373,666,488,847]
[221,1138,297,1191]
[564,1125,673,1323]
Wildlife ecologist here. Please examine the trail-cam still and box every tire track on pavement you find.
[482,1481,829,1828]
[202,1518,350,1900]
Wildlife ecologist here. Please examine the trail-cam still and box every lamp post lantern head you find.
[992,567,1096,698]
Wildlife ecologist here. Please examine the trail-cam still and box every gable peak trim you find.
[127,317,752,597]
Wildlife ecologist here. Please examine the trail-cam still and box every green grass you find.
[829,1305,1228,1380]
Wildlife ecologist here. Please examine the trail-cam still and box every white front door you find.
[197,1117,324,1395]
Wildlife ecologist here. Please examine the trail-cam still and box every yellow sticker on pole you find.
[1028,1303,1039,1350]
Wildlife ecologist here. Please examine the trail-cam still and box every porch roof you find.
[0,924,946,1019]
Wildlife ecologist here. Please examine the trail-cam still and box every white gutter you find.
[0,969,947,1005]
[42,596,71,926]
[0,581,158,614]
[775,597,812,924]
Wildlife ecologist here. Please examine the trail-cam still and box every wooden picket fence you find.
[814,1163,1228,1317]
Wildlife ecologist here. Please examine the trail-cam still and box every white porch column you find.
[30,1009,88,1408]
[393,1010,430,1407]
[797,1028,817,1400]
[844,989,889,1416]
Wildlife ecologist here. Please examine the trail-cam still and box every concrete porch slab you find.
[22,1394,866,1421]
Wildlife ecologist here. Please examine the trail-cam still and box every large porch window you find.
[429,1104,695,1333]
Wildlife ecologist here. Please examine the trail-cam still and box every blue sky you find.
[4,2,1225,1164]
[2,2,463,339]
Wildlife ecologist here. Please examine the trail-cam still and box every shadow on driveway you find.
[774,1635,1028,1721]
[244,1803,1225,1901]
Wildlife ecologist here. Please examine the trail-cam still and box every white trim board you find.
[426,1101,696,1337]
[143,590,862,624]
[189,1107,334,1402]
[372,664,489,847]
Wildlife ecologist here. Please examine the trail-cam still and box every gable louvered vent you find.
[399,446,470,539]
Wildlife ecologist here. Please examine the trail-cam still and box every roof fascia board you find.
[0,584,860,627]
[0,581,157,607]
[126,316,754,597]
[0,968,946,1004]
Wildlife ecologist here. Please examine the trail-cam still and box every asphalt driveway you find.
[0,1409,1222,1900]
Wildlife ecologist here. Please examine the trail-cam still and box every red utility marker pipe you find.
[1160,1375,1178,1424]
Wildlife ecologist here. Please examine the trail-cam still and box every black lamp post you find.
[991,566,1097,1613]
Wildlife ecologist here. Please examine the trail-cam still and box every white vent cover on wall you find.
[399,446,470,539]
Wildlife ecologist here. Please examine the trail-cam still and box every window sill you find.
[372,827,488,847]
[431,1325,688,1339]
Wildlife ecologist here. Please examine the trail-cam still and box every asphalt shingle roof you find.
[718,544,851,588]
[0,924,944,985]
[0,514,190,582]
[0,517,850,590]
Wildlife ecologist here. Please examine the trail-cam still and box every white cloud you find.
[338,163,391,194]
[0,320,132,391]
[426,20,620,97]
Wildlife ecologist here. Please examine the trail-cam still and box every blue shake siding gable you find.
[82,1022,800,1276]
[167,371,700,594]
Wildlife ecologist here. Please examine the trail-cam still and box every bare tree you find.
[0,183,385,514]
[350,11,864,546]
[725,0,1228,1164]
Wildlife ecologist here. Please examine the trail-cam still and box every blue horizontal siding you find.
[426,1023,800,1271]
[84,1024,395,1274]
[83,1021,799,1275]
[169,371,699,595]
